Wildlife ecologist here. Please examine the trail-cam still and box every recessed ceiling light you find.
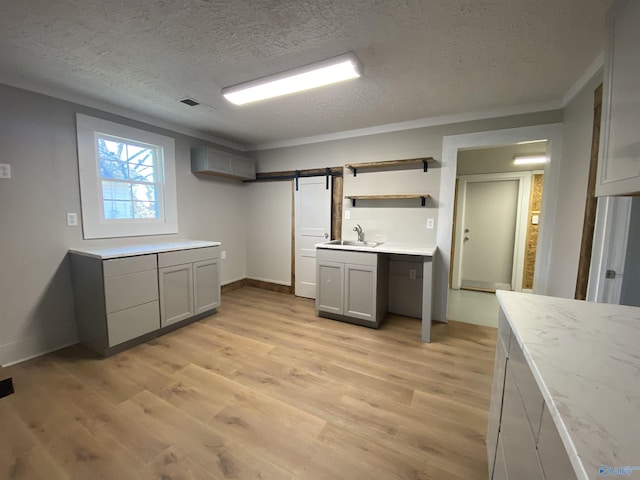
[221,52,362,106]
[513,155,547,165]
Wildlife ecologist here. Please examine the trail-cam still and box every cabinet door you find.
[597,0,640,196]
[501,369,545,480]
[316,261,344,314]
[159,264,194,327]
[487,336,508,478]
[537,404,578,480]
[193,259,220,314]
[344,263,376,323]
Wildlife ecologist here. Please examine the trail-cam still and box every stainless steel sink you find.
[325,240,383,248]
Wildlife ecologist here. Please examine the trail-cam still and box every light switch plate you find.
[221,250,227,260]
[66,213,78,226]
[0,163,11,179]
[344,210,351,220]
[426,218,435,229]
[532,214,539,225]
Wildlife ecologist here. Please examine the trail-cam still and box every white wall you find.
[546,70,603,298]
[0,84,248,365]
[457,142,547,175]
[245,181,293,285]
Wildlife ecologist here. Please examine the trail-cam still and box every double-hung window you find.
[76,114,178,239]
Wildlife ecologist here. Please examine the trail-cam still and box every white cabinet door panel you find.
[597,0,640,196]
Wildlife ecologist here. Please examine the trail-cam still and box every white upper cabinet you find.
[597,0,640,196]
[191,146,256,180]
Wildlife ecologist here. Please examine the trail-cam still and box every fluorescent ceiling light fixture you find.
[221,52,362,105]
[513,155,548,165]
[516,139,546,145]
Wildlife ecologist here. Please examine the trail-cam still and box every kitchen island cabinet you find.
[69,241,221,355]
[488,291,640,480]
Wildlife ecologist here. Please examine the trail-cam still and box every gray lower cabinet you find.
[70,253,160,354]
[316,249,388,327]
[70,245,221,355]
[487,308,577,480]
[158,246,220,327]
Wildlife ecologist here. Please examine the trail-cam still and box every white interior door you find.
[455,176,524,291]
[294,177,332,298]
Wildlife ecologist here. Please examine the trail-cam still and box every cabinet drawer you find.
[509,337,544,441]
[158,246,220,268]
[316,248,378,266]
[104,269,159,313]
[107,301,160,346]
[537,404,578,480]
[103,254,156,278]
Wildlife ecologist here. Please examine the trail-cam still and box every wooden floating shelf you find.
[345,194,431,207]
[345,157,435,176]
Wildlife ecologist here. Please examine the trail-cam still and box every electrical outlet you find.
[221,250,227,260]
[426,218,435,229]
[66,213,78,226]
[344,210,351,220]
[0,163,11,179]
[409,269,417,280]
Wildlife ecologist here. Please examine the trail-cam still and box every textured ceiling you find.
[0,0,612,148]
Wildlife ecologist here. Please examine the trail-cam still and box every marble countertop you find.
[496,291,640,480]
[69,240,221,259]
[316,241,437,256]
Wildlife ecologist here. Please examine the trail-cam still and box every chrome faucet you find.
[353,224,364,242]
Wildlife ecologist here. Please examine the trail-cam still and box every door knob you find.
[324,233,329,239]
[464,228,470,233]
[464,236,469,241]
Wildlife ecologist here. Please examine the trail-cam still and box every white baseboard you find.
[1,327,78,367]
[246,276,291,286]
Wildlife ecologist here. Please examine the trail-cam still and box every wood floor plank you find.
[0,286,497,479]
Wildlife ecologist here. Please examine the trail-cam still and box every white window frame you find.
[76,114,178,239]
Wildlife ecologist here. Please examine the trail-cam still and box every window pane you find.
[102,181,132,201]
[98,138,128,179]
[127,147,155,182]
[103,200,133,219]
[131,183,156,202]
[133,201,158,219]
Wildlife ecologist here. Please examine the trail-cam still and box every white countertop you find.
[316,241,437,256]
[69,240,221,259]
[496,291,640,480]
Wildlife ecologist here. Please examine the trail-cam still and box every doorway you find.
[437,125,561,326]
[453,174,525,292]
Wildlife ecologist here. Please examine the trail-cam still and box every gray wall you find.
[620,197,640,307]
[546,70,603,298]
[0,84,248,365]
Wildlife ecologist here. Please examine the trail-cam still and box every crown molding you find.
[248,100,562,151]
[561,51,604,107]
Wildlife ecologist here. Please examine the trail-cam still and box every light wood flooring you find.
[0,286,497,480]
